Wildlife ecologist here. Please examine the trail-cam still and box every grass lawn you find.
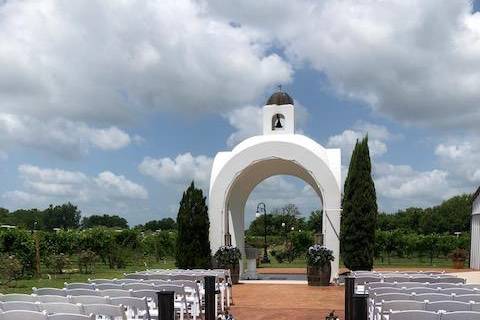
[1,258,176,295]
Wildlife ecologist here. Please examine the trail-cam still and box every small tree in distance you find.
[175,181,212,269]
[341,136,378,271]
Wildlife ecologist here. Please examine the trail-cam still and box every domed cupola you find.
[266,90,294,106]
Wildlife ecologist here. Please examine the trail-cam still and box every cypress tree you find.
[175,181,212,269]
[340,136,378,271]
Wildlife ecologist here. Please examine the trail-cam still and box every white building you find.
[471,187,480,270]
[208,90,342,279]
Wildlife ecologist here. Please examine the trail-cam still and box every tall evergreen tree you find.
[341,136,378,270]
[176,181,212,269]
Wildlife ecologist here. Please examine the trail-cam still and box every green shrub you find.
[45,253,71,274]
[0,254,23,285]
[78,250,97,274]
[0,229,35,276]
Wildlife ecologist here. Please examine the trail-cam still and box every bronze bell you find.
[274,114,283,129]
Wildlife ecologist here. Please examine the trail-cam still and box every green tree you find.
[175,182,212,269]
[340,136,378,270]
[43,203,81,230]
[141,218,177,231]
[82,214,128,229]
[307,210,323,233]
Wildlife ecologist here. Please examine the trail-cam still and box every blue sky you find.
[1,0,480,226]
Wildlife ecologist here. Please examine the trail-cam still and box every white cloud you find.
[95,171,148,200]
[0,114,133,159]
[435,138,480,183]
[224,106,263,147]
[327,121,392,161]
[209,0,480,129]
[2,164,148,209]
[139,153,213,188]
[245,175,322,224]
[374,162,460,210]
[0,0,292,124]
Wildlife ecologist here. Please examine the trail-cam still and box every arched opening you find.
[271,113,285,131]
[244,175,323,265]
[223,159,327,268]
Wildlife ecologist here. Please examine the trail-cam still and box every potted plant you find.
[449,248,468,269]
[213,246,242,284]
[306,244,334,286]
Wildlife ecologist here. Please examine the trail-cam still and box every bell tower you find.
[263,88,295,135]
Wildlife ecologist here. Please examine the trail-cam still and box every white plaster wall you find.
[471,193,480,270]
[209,134,341,279]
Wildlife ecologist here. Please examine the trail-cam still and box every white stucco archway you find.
[208,91,342,279]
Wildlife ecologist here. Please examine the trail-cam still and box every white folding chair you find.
[442,311,480,320]
[110,297,150,320]
[40,302,84,315]
[94,284,123,290]
[0,301,39,312]
[47,314,95,320]
[64,283,95,290]
[69,296,109,305]
[388,310,439,320]
[98,289,132,298]
[0,310,48,320]
[379,300,425,320]
[0,294,36,302]
[123,283,154,291]
[408,288,438,294]
[82,304,126,320]
[36,296,70,303]
[425,300,471,312]
[413,293,452,302]
[454,294,480,303]
[441,288,475,295]
[65,290,98,297]
[33,288,67,296]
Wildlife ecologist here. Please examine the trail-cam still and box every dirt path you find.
[229,283,345,320]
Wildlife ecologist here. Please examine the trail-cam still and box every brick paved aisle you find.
[229,283,345,320]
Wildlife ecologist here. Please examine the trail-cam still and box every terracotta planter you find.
[453,259,465,269]
[230,262,240,284]
[307,262,331,286]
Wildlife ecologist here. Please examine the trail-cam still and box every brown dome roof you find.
[266,90,294,106]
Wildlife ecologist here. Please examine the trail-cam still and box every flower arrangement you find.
[306,244,334,267]
[213,246,242,268]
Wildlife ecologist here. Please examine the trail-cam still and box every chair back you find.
[425,300,471,312]
[0,294,36,302]
[65,289,98,297]
[40,302,83,315]
[0,301,39,312]
[33,288,66,297]
[0,310,48,320]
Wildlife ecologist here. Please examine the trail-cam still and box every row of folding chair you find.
[356,276,465,285]
[370,292,480,319]
[0,310,94,320]
[122,271,231,313]
[28,286,195,320]
[368,282,480,290]
[379,300,480,320]
[0,303,127,320]
[370,287,479,296]
[388,310,480,320]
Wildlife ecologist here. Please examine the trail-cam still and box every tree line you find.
[0,203,177,231]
